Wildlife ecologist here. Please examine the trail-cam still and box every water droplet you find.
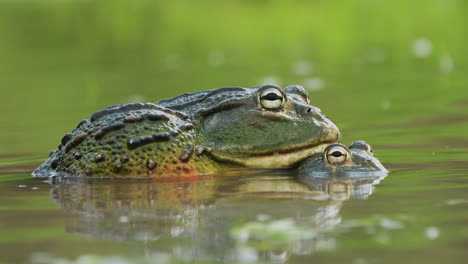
[425,226,440,240]
[18,185,27,188]
[292,60,314,75]
[412,38,433,58]
[303,77,325,91]
[31,187,39,190]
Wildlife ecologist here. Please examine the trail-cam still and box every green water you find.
[1,0,468,263]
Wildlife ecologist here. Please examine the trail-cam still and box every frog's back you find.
[156,86,251,114]
[33,103,210,178]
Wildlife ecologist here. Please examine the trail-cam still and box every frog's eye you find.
[349,140,373,156]
[325,145,350,165]
[260,88,285,109]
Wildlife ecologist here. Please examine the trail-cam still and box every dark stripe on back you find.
[157,87,247,110]
[90,103,187,122]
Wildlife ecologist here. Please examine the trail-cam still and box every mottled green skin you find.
[33,85,340,178]
[298,141,388,177]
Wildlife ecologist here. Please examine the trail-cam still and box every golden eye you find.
[260,88,285,109]
[325,145,350,165]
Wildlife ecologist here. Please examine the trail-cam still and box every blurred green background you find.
[0,0,467,154]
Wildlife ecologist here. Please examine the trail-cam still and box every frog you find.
[298,140,388,177]
[32,84,341,178]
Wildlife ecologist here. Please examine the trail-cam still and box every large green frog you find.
[298,141,388,177]
[33,85,340,178]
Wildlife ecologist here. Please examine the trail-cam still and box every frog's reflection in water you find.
[50,171,387,263]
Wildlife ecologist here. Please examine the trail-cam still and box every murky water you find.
[1,1,468,263]
[2,140,468,264]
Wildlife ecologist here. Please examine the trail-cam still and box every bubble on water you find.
[99,256,132,264]
[31,187,39,190]
[171,226,184,237]
[425,226,440,240]
[445,199,468,205]
[134,231,154,241]
[380,100,391,110]
[208,50,225,66]
[292,60,314,75]
[30,253,172,264]
[75,255,102,264]
[268,250,289,262]
[149,252,171,264]
[119,215,129,223]
[127,94,146,103]
[412,38,433,58]
[374,232,391,244]
[30,252,53,264]
[303,77,325,91]
[379,218,404,229]
[256,214,271,221]
[268,218,294,232]
[439,55,454,73]
[234,229,250,242]
[316,237,336,252]
[258,76,282,86]
[18,185,27,188]
[353,258,369,264]
[235,247,259,263]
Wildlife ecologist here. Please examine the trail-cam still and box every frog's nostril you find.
[306,108,312,113]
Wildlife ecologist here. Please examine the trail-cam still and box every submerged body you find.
[33,85,340,178]
[298,141,388,177]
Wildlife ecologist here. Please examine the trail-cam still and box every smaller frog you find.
[298,141,388,177]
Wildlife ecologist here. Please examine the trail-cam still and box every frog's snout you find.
[296,103,322,117]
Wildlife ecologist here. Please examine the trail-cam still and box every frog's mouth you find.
[209,143,333,168]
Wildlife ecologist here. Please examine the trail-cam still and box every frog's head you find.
[196,85,340,168]
[298,141,388,176]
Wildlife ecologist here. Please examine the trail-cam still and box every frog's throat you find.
[210,143,331,168]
